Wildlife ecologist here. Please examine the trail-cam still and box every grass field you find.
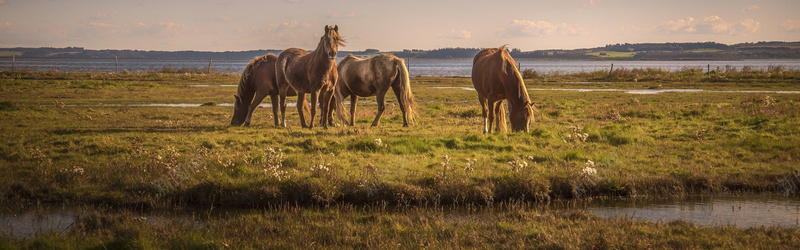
[1,69,799,247]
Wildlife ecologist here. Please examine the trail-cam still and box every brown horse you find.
[335,53,415,127]
[472,46,534,133]
[276,25,344,129]
[230,54,306,126]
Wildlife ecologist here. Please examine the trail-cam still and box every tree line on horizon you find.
[2,41,799,60]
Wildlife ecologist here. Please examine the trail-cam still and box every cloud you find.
[130,21,187,38]
[327,11,358,19]
[742,5,761,12]
[782,19,800,32]
[659,15,759,35]
[436,30,471,40]
[91,12,109,20]
[497,19,583,38]
[239,21,317,49]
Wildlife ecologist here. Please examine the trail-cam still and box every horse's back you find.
[472,48,503,97]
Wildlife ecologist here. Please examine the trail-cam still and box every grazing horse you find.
[230,54,306,126]
[276,25,344,129]
[471,46,534,133]
[335,53,415,127]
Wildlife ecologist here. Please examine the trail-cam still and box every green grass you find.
[1,70,800,247]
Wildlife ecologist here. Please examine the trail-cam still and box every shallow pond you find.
[585,196,800,228]
[2,196,798,239]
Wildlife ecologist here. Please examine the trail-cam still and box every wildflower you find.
[582,160,597,177]
[464,158,476,172]
[374,138,382,146]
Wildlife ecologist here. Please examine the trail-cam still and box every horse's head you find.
[230,94,247,126]
[322,25,345,60]
[510,102,534,132]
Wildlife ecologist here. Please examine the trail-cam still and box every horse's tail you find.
[332,76,348,125]
[496,101,507,132]
[394,58,416,124]
[332,66,349,125]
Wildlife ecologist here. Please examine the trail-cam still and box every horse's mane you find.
[325,27,347,46]
[497,45,516,75]
[241,54,275,90]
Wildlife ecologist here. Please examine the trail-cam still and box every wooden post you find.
[406,58,410,75]
[608,63,614,77]
[115,56,119,73]
[707,64,710,75]
[12,55,15,71]
[207,58,213,74]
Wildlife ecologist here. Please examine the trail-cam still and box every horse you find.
[471,46,534,133]
[335,53,415,127]
[276,25,345,129]
[230,54,307,126]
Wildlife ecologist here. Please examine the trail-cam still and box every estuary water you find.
[2,58,799,77]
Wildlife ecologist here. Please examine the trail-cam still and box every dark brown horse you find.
[276,25,344,129]
[230,54,306,126]
[335,53,415,127]
[472,46,534,133]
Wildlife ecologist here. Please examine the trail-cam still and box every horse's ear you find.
[325,25,330,32]
[333,25,338,32]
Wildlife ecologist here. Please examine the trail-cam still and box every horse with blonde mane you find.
[335,53,415,127]
[230,54,306,126]
[471,46,534,133]
[276,25,345,129]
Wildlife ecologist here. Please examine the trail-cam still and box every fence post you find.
[207,58,213,74]
[608,63,614,77]
[12,55,15,71]
[115,56,119,73]
[406,58,410,75]
[707,64,710,75]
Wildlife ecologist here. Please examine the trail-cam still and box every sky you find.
[1,0,799,52]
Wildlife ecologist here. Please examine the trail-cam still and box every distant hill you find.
[2,42,799,60]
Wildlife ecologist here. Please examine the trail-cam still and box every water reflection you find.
[428,86,800,94]
[588,196,800,228]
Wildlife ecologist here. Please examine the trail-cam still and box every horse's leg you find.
[494,100,505,132]
[349,95,358,126]
[321,90,334,128]
[391,84,409,127]
[270,94,280,127]
[244,91,268,126]
[308,90,319,129]
[278,84,289,127]
[297,93,309,128]
[487,98,497,133]
[479,96,489,134]
[371,85,392,127]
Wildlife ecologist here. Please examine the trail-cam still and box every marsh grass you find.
[2,71,799,210]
